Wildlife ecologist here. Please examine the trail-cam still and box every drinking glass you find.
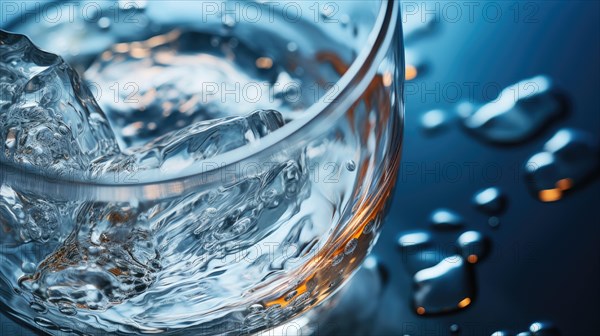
[0,0,403,334]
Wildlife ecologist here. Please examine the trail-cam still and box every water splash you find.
[0,31,119,176]
[91,109,285,179]
[85,30,301,148]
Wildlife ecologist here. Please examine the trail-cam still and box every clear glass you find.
[0,0,403,334]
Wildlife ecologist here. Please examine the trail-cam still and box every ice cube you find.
[0,31,120,176]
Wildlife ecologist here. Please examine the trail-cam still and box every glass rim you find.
[0,0,400,201]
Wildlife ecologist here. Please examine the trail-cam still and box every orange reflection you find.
[556,178,573,191]
[458,297,471,308]
[467,255,478,264]
[539,188,562,202]
[405,64,417,80]
[256,57,274,69]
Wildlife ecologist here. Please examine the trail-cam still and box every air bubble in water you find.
[344,238,358,255]
[430,209,464,230]
[457,231,489,264]
[413,255,474,315]
[346,160,356,171]
[457,75,568,144]
[29,301,46,313]
[284,290,297,302]
[21,262,36,274]
[525,128,599,202]
[58,302,77,316]
[332,253,344,266]
[473,187,507,215]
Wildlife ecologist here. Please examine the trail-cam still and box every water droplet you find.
[345,160,356,171]
[21,262,36,274]
[457,231,489,264]
[97,17,111,30]
[340,14,350,27]
[421,109,448,133]
[473,187,507,215]
[458,75,568,144]
[413,255,475,315]
[344,238,358,255]
[491,331,516,336]
[529,321,560,335]
[525,128,599,202]
[397,231,432,249]
[430,209,464,230]
[516,332,533,336]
